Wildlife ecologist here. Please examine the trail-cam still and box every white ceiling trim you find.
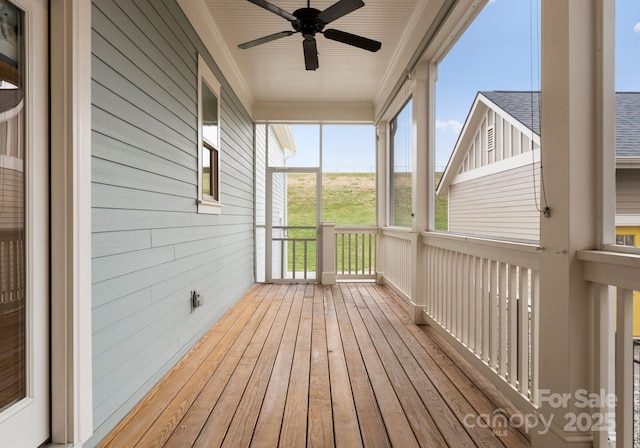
[373,0,429,112]
[178,0,255,116]
[253,102,374,123]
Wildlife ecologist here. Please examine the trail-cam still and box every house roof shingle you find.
[481,90,640,157]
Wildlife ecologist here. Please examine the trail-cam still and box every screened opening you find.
[389,99,413,228]
[434,0,542,240]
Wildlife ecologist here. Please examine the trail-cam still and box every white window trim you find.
[197,54,222,214]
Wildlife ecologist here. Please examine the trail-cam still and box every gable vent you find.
[487,125,495,152]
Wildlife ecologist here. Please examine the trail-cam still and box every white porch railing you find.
[335,226,377,280]
[420,232,541,412]
[578,249,640,448]
[380,228,413,297]
[0,229,24,311]
[272,225,317,281]
[321,223,378,283]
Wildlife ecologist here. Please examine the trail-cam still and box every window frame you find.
[388,97,414,228]
[197,54,222,214]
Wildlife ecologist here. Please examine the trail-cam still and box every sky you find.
[286,0,640,172]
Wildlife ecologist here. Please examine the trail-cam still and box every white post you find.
[321,222,336,285]
[535,0,613,446]
[406,62,433,324]
[50,0,93,444]
[376,122,387,284]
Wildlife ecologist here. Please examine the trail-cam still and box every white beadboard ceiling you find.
[198,0,426,117]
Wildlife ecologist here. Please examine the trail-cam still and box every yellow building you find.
[616,226,640,335]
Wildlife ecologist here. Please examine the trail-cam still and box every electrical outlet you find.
[191,290,204,310]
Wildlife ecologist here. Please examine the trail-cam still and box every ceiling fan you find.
[238,0,382,71]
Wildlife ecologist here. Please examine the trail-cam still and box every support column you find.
[376,121,387,284]
[407,62,434,323]
[535,0,613,446]
[321,222,336,285]
[51,0,93,444]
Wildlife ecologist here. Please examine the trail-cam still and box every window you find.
[616,234,635,246]
[389,99,413,227]
[197,54,222,214]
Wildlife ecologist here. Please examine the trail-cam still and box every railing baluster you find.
[483,258,490,364]
[368,233,372,274]
[471,256,478,352]
[530,270,539,403]
[518,268,529,394]
[447,248,451,329]
[616,288,633,448]
[292,240,296,279]
[476,257,482,355]
[490,260,498,369]
[341,233,344,274]
[499,262,508,375]
[508,264,518,386]
[280,239,285,280]
[348,234,352,275]
[303,240,308,280]
[354,234,359,274]
[463,254,469,345]
[437,247,443,324]
[12,240,17,302]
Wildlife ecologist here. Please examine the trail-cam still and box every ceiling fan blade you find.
[324,28,381,52]
[303,38,319,71]
[238,31,294,49]
[246,0,297,22]
[317,0,364,24]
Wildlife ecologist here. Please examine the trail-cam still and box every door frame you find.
[50,0,93,444]
[266,167,322,283]
[0,0,49,445]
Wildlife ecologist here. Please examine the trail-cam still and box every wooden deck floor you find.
[99,283,531,448]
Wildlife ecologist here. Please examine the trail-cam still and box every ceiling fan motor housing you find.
[292,8,326,37]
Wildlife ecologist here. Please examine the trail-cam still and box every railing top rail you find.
[422,231,541,269]
[382,227,413,240]
[272,226,316,230]
[578,249,640,291]
[335,225,379,233]
[0,229,22,242]
[272,237,316,242]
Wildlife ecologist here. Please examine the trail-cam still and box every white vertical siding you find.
[457,108,540,177]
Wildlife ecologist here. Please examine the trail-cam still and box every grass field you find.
[284,172,448,273]
[287,172,447,228]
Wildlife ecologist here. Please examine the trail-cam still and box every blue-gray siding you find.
[89,0,254,444]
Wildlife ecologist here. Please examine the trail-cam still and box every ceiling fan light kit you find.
[238,0,382,71]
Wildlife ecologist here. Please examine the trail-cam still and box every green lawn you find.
[284,172,448,273]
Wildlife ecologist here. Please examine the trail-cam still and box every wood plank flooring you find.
[99,283,531,448]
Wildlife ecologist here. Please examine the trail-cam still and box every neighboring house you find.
[615,93,640,247]
[437,90,640,330]
[438,91,640,244]
[437,91,541,241]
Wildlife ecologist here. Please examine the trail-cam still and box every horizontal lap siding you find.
[449,163,541,241]
[617,169,640,214]
[89,0,254,445]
